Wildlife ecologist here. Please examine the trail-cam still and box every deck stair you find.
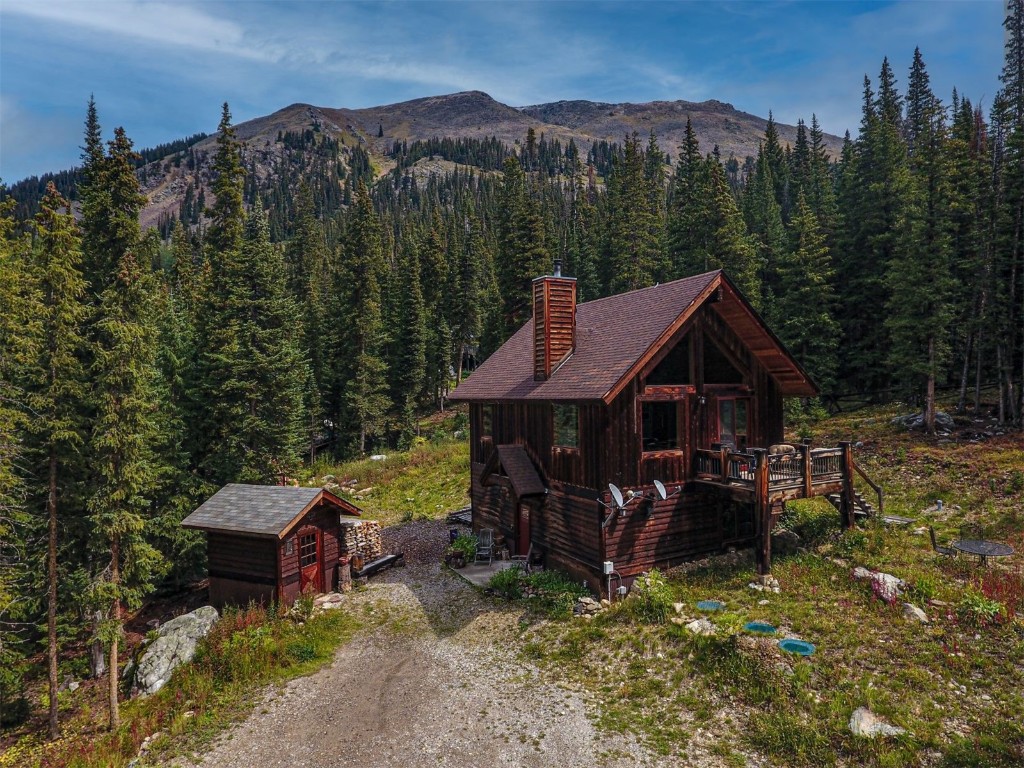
[825,491,876,519]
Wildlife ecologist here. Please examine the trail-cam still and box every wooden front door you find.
[516,502,532,556]
[297,526,322,594]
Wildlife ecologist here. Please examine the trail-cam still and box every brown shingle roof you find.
[182,484,360,539]
[494,445,546,497]
[450,270,816,402]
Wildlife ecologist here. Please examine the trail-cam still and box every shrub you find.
[489,567,525,599]
[451,534,478,560]
[524,570,590,618]
[626,569,674,624]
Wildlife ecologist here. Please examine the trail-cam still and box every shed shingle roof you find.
[450,270,816,402]
[494,445,546,497]
[181,484,360,539]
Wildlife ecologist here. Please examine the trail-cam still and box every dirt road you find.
[174,521,660,768]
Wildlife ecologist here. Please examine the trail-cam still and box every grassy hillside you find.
[516,403,1024,766]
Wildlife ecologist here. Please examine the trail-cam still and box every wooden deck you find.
[692,441,882,575]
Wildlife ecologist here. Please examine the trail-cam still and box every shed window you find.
[285,537,295,556]
[299,533,318,567]
[642,401,679,451]
[553,405,579,448]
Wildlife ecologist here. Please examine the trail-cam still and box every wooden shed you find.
[182,484,362,608]
[449,267,879,595]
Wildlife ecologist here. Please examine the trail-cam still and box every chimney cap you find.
[553,258,562,277]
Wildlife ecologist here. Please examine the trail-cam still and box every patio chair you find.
[510,542,533,573]
[929,526,956,558]
[475,528,494,565]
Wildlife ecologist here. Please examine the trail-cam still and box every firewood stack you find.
[339,520,384,560]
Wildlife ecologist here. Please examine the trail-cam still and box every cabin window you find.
[718,398,749,449]
[642,401,679,451]
[704,340,743,384]
[553,404,579,448]
[299,533,318,568]
[647,337,692,385]
[481,405,493,437]
[285,537,295,556]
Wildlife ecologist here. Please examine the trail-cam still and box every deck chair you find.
[929,526,956,558]
[510,542,533,573]
[475,528,494,565]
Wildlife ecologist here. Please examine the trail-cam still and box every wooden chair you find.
[475,528,494,565]
[929,526,956,558]
[510,542,533,573]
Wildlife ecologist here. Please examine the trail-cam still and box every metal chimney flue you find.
[553,259,562,278]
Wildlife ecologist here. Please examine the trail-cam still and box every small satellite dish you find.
[653,479,668,501]
[608,483,625,509]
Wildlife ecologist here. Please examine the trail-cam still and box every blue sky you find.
[0,0,1005,183]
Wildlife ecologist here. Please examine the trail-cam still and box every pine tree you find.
[338,181,390,453]
[606,132,664,293]
[743,148,786,314]
[775,191,840,391]
[23,184,89,739]
[392,238,426,443]
[85,129,165,728]
[206,103,246,258]
[495,156,547,340]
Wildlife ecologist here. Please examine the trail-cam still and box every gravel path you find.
[173,520,662,768]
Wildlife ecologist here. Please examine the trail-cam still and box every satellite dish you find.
[653,479,668,501]
[608,483,625,509]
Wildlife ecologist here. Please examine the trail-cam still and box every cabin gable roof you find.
[182,483,361,539]
[450,270,816,403]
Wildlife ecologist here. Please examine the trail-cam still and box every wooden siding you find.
[602,485,734,584]
[533,276,577,380]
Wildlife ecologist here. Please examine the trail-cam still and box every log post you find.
[753,448,771,575]
[720,445,729,484]
[798,442,812,499]
[839,441,855,529]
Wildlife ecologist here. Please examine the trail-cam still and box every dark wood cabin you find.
[182,484,361,607]
[450,268,876,595]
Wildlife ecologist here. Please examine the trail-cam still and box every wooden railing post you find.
[752,448,771,575]
[720,445,729,484]
[798,442,812,498]
[839,441,855,529]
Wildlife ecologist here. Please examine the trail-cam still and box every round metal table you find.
[952,539,1015,565]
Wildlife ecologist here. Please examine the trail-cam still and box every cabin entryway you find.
[298,526,322,593]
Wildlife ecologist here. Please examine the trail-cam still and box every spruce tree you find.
[85,129,165,728]
[606,132,664,293]
[23,184,89,739]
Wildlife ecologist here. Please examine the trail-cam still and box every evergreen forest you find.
[1,2,1023,740]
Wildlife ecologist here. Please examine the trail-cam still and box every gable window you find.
[642,401,679,451]
[704,339,743,384]
[553,404,579,448]
[647,336,692,386]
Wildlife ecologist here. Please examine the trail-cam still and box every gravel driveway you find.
[174,520,661,768]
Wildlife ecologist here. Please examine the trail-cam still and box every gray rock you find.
[849,707,907,738]
[772,530,801,557]
[902,603,929,623]
[131,606,219,697]
[890,411,955,432]
[851,567,905,601]
[685,618,716,636]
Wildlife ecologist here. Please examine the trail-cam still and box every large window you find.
[704,340,743,383]
[553,404,579,448]
[642,401,679,451]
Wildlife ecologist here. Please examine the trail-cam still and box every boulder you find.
[890,411,955,432]
[771,530,802,557]
[902,603,929,623]
[849,707,907,738]
[130,606,219,697]
[685,618,716,636]
[851,567,905,602]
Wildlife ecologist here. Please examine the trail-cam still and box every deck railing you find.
[693,445,848,497]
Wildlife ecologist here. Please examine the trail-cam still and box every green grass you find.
[3,603,373,768]
[308,417,470,525]
[517,401,1024,766]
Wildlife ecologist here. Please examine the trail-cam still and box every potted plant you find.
[446,534,478,568]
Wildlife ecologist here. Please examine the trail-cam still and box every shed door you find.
[298,526,322,594]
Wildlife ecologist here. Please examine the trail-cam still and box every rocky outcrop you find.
[128,606,220,697]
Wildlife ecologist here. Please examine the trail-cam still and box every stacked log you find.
[339,520,383,560]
